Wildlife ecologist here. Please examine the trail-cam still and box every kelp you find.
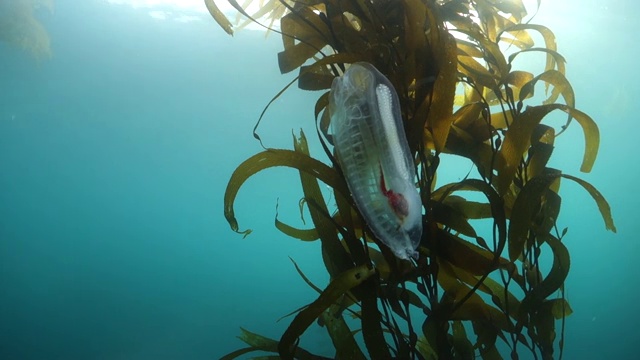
[211,1,616,359]
[0,0,54,60]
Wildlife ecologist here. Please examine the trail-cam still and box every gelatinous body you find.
[329,62,422,260]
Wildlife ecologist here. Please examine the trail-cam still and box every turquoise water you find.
[1,1,637,359]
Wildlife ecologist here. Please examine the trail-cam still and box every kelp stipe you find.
[213,1,616,359]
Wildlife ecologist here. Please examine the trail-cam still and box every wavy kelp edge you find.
[214,1,616,358]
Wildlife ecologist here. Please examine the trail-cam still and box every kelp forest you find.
[210,0,617,359]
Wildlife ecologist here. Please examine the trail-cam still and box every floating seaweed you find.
[0,0,54,60]
[211,0,616,359]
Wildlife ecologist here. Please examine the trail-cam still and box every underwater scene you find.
[0,0,638,359]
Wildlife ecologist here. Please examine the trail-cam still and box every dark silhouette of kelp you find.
[209,1,616,359]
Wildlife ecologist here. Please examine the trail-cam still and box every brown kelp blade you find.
[223,148,346,237]
[278,264,375,359]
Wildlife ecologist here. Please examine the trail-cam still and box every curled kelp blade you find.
[223,148,347,237]
[274,208,319,241]
[518,70,575,111]
[500,24,560,75]
[561,174,616,232]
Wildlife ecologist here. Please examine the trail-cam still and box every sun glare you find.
[104,0,268,27]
